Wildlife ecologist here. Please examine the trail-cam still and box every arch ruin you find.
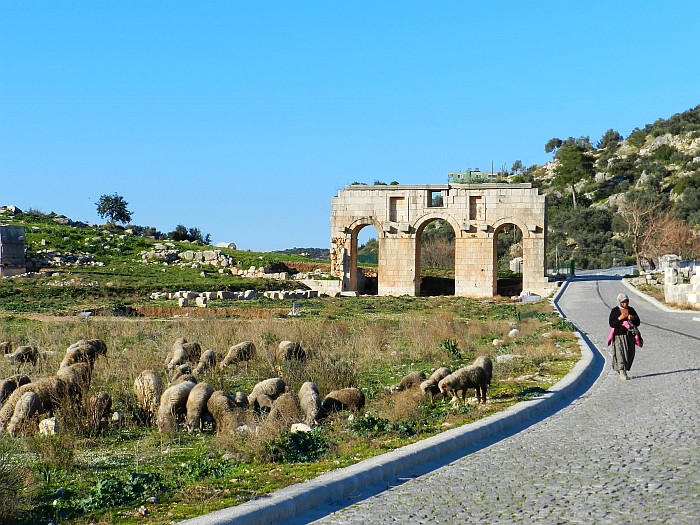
[330,183,554,297]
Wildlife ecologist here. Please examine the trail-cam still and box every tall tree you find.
[544,138,563,154]
[597,129,623,149]
[618,194,665,272]
[552,143,595,208]
[95,193,132,225]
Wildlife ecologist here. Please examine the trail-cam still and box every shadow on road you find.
[631,368,700,379]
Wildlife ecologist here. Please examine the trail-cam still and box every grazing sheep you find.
[169,363,193,382]
[171,374,197,386]
[182,341,202,362]
[0,374,31,405]
[298,381,322,425]
[438,365,488,404]
[86,391,112,429]
[7,391,40,437]
[473,355,493,387]
[429,366,452,383]
[206,390,241,433]
[233,391,249,409]
[59,339,107,369]
[166,339,190,370]
[0,376,68,434]
[193,349,216,375]
[5,345,39,366]
[185,382,215,432]
[248,377,286,408]
[420,379,439,399]
[321,388,365,416]
[268,392,302,425]
[56,362,93,399]
[277,341,308,362]
[253,393,274,415]
[220,341,255,369]
[157,380,196,432]
[394,371,427,392]
[133,370,163,424]
[420,366,452,399]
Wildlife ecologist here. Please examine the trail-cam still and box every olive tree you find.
[95,193,133,225]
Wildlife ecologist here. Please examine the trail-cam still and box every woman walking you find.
[608,293,641,380]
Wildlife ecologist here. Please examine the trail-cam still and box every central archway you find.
[416,218,455,296]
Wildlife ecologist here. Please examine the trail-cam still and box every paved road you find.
[308,277,700,525]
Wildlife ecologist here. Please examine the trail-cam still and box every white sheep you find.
[193,349,217,375]
[219,341,256,369]
[185,382,215,432]
[298,381,321,425]
[248,377,286,410]
[321,388,365,416]
[206,390,240,434]
[5,345,39,366]
[59,339,107,369]
[7,391,40,437]
[277,341,308,362]
[0,374,31,405]
[268,392,302,425]
[393,371,426,392]
[0,376,68,434]
[438,365,488,404]
[157,380,196,433]
[133,370,163,424]
[472,355,493,388]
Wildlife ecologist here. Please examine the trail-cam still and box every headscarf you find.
[616,293,629,305]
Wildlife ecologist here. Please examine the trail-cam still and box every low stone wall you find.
[664,266,700,305]
[150,288,333,307]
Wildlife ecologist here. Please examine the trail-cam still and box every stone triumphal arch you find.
[330,183,553,298]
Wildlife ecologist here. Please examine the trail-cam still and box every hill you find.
[0,208,330,314]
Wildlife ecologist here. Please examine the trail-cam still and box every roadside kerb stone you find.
[179,279,601,525]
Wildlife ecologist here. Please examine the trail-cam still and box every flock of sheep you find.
[0,339,111,437]
[1,336,494,438]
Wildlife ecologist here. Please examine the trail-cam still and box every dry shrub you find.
[463,319,511,341]
[374,389,424,425]
[513,317,541,338]
[218,414,287,463]
[23,433,76,470]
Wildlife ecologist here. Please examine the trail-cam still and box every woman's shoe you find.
[619,370,628,380]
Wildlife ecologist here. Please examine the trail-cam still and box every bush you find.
[263,427,329,463]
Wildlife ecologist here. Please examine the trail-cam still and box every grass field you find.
[0,211,579,524]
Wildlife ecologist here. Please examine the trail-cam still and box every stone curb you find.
[180,282,600,525]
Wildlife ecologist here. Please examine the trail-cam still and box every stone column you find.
[378,235,419,296]
[522,235,549,296]
[454,236,495,297]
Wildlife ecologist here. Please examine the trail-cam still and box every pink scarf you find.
[607,320,644,348]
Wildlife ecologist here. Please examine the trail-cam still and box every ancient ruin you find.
[0,225,26,277]
[330,183,554,297]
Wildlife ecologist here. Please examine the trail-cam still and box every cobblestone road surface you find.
[310,277,700,525]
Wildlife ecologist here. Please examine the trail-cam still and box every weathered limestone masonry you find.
[0,225,26,277]
[331,183,554,298]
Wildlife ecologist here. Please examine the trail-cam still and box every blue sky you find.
[2,2,699,251]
